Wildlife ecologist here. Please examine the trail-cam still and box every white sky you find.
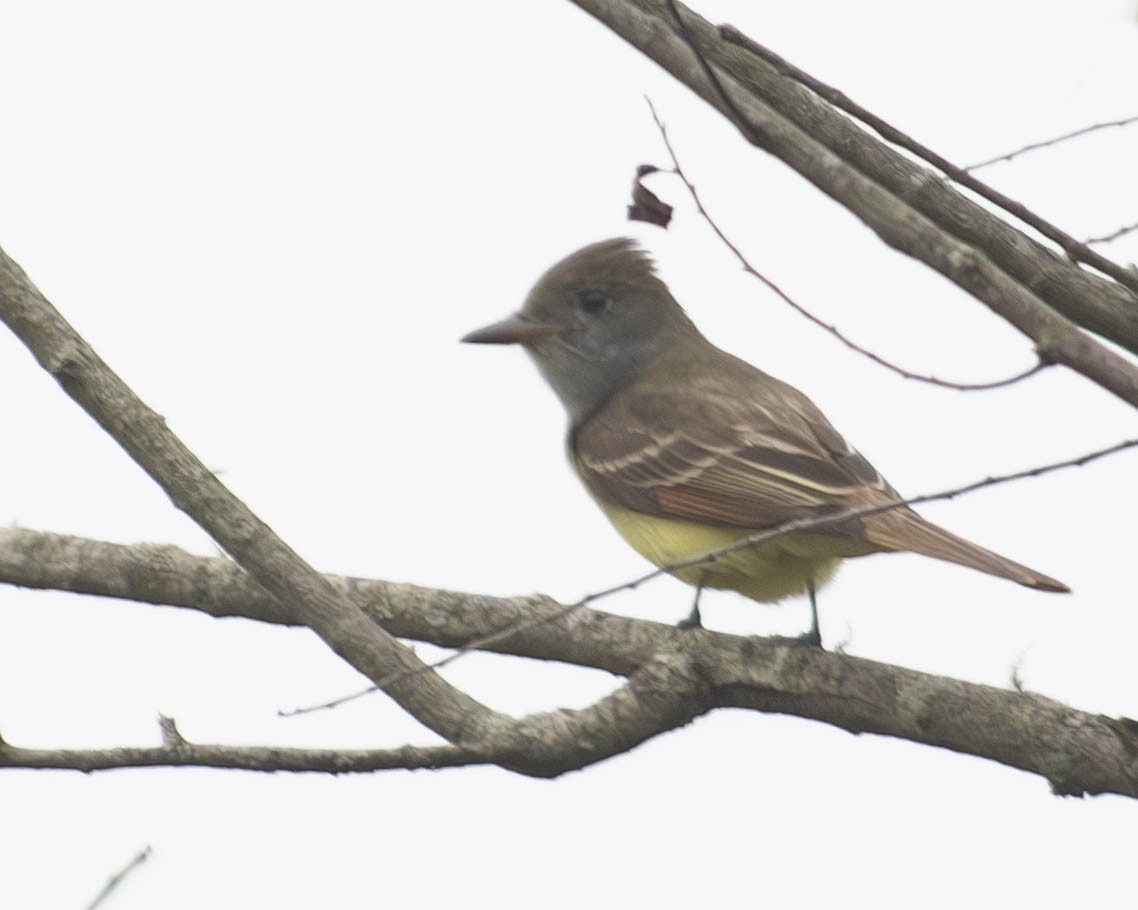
[2,1,1137,906]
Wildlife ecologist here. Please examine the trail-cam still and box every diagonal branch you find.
[568,0,1138,368]
[0,243,507,746]
[718,33,1138,299]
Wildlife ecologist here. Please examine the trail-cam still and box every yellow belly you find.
[598,503,877,603]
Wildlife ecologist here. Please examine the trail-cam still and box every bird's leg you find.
[795,581,823,648]
[677,569,707,630]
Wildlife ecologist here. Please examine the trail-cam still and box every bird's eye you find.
[578,290,611,315]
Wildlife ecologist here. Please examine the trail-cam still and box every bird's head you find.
[463,238,699,422]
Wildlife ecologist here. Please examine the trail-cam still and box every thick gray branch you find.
[2,528,1136,796]
[568,0,1138,401]
[716,26,1138,326]
[0,527,651,677]
[0,244,505,745]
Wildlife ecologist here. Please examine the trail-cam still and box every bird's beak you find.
[461,313,562,346]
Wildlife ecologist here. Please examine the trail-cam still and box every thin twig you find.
[646,99,1050,391]
[716,26,1138,296]
[282,597,590,716]
[84,847,152,910]
[1,734,487,775]
[1086,221,1138,247]
[966,115,1138,171]
[283,436,1138,716]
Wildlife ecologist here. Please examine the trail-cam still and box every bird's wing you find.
[571,357,896,532]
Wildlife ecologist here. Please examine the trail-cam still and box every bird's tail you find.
[862,508,1069,592]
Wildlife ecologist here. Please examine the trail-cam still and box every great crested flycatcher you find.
[463,238,1068,637]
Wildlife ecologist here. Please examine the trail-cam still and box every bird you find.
[462,238,1068,642]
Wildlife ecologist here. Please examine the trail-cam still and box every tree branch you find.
[0,727,488,774]
[0,244,513,749]
[0,526,649,677]
[569,0,1138,371]
[717,33,1138,301]
[2,527,1137,796]
[1087,221,1138,247]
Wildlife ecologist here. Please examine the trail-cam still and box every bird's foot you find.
[678,570,707,630]
[791,627,823,648]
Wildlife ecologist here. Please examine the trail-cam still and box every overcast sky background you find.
[2,1,1137,906]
